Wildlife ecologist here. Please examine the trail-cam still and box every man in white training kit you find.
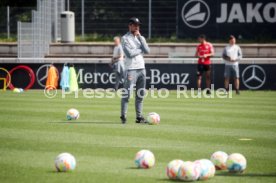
[222,35,242,94]
[111,36,125,91]
[120,17,150,124]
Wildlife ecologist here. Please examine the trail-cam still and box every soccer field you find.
[0,90,276,183]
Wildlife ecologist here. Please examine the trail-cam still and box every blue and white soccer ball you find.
[147,112,160,125]
[66,108,80,120]
[226,153,247,173]
[194,159,216,180]
[166,159,185,180]
[177,161,200,181]
[55,152,76,172]
[134,150,155,169]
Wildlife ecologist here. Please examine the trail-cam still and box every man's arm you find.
[195,47,200,58]
[236,46,242,61]
[205,44,214,57]
[111,54,124,64]
[204,53,214,57]
[121,37,142,58]
[222,48,231,61]
[111,54,120,64]
[118,45,124,61]
[111,46,124,64]
[138,36,150,54]
[222,54,231,61]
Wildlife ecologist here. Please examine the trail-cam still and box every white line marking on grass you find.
[239,138,253,141]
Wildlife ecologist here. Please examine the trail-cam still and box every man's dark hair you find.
[198,34,206,40]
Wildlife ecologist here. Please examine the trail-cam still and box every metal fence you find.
[17,0,64,61]
[0,7,33,37]
[0,0,176,41]
[52,0,65,42]
[1,0,275,42]
[70,0,176,38]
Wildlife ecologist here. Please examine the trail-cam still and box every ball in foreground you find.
[134,150,155,169]
[194,159,216,180]
[210,151,228,170]
[13,88,20,93]
[226,153,246,173]
[147,112,160,125]
[166,159,185,179]
[177,161,200,181]
[55,152,76,172]
[66,108,80,120]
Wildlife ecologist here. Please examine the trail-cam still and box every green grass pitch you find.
[0,90,276,183]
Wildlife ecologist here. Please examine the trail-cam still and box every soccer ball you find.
[134,150,155,169]
[226,153,247,173]
[55,152,76,172]
[177,161,200,181]
[66,108,79,120]
[147,112,160,125]
[166,159,185,179]
[13,88,20,93]
[210,151,228,170]
[194,159,216,180]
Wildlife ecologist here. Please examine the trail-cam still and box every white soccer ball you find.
[13,88,21,93]
[147,112,160,125]
[134,150,155,169]
[210,151,228,170]
[55,152,76,172]
[166,159,185,180]
[66,108,79,120]
[194,159,216,180]
[177,161,200,181]
[226,153,247,173]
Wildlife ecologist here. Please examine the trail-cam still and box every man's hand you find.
[198,54,206,58]
[134,30,141,37]
[111,56,123,64]
[222,53,231,61]
[230,57,236,62]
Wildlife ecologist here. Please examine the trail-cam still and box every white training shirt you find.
[222,44,242,66]
[121,32,150,70]
[113,44,124,61]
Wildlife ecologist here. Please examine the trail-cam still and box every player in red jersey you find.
[195,34,214,94]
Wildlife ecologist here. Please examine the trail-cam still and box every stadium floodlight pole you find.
[67,0,70,11]
[7,6,10,39]
[81,0,84,39]
[148,0,152,39]
[176,0,178,38]
[17,21,21,58]
[53,0,58,42]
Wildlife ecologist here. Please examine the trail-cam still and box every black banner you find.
[177,0,276,39]
[0,63,275,90]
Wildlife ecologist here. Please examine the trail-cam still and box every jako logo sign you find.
[181,0,210,28]
[182,0,276,29]
[217,2,276,23]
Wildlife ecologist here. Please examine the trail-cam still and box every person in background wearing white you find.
[222,35,242,94]
[111,36,125,91]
